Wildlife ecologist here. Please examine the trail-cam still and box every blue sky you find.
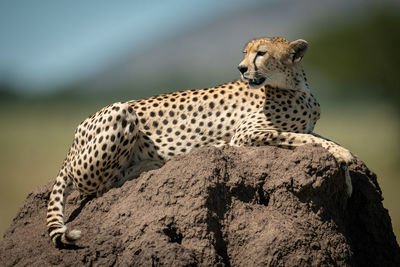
[0,0,256,92]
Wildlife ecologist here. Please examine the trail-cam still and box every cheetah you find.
[47,37,355,247]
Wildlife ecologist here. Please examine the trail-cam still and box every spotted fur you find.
[47,37,355,246]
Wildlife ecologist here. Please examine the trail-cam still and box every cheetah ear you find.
[289,39,308,63]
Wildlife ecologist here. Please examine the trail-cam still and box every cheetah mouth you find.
[248,77,266,88]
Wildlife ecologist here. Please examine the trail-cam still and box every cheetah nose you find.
[238,65,248,74]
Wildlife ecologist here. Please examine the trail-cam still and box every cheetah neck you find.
[293,65,310,92]
[264,65,310,93]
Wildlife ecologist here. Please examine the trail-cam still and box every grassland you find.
[0,99,398,242]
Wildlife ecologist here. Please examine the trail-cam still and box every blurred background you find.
[0,0,399,242]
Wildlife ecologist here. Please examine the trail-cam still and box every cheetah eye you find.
[242,50,247,54]
[256,51,266,57]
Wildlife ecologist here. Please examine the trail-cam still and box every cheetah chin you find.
[248,77,267,88]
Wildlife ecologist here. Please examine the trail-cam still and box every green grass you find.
[0,100,398,243]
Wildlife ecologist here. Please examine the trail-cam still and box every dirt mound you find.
[0,145,399,266]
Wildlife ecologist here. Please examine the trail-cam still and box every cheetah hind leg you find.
[47,102,140,246]
[96,159,165,197]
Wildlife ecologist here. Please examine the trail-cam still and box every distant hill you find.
[70,0,396,100]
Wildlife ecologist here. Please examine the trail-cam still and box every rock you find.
[0,145,399,266]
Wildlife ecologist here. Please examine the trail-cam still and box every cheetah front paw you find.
[330,147,355,197]
[330,147,355,166]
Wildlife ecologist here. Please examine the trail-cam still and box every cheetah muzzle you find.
[46,36,355,247]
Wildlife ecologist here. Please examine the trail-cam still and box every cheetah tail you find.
[46,170,81,246]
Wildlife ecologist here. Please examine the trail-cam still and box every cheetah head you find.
[238,37,308,89]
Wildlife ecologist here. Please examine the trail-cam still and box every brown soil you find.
[0,145,399,266]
